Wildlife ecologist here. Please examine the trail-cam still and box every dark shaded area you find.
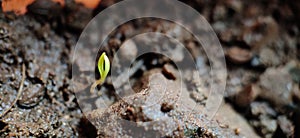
[77,118,97,138]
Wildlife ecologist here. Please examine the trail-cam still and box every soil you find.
[0,0,299,137]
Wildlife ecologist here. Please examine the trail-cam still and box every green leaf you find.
[97,52,110,82]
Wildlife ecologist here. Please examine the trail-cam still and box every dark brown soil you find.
[0,0,299,137]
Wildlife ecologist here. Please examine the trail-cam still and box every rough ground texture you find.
[0,0,299,137]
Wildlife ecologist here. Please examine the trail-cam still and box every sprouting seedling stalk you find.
[90,52,110,94]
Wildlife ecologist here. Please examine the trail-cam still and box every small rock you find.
[226,46,253,64]
[219,29,234,42]
[292,84,300,102]
[277,116,294,137]
[259,115,277,135]
[250,55,261,67]
[120,39,138,61]
[244,5,261,18]
[258,68,293,106]
[35,66,50,84]
[19,84,44,107]
[160,102,174,113]
[250,102,277,117]
[108,38,121,49]
[169,46,184,62]
[213,5,226,20]
[259,48,281,66]
[0,22,11,39]
[186,41,200,58]
[119,23,135,38]
[234,84,259,107]
[190,91,206,103]
[242,16,278,49]
[225,0,242,13]
[27,62,39,78]
[234,128,240,135]
[289,67,300,83]
[162,64,177,80]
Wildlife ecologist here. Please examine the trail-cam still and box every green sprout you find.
[90,52,110,94]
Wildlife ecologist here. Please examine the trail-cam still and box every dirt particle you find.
[234,128,240,135]
[160,102,173,113]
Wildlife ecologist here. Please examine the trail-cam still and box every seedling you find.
[90,52,110,94]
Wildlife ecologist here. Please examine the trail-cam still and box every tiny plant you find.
[90,52,110,94]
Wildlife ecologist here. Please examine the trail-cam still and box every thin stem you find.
[90,79,103,94]
[0,63,25,118]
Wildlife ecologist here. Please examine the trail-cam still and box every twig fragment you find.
[0,63,25,118]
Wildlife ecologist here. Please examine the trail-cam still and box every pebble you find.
[120,39,138,61]
[277,116,294,136]
[234,84,259,107]
[18,84,44,107]
[250,102,277,117]
[259,48,281,66]
[258,68,293,106]
[260,116,277,135]
[242,16,278,49]
[226,46,253,64]
[162,64,177,80]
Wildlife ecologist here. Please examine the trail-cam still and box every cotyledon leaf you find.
[90,52,110,93]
